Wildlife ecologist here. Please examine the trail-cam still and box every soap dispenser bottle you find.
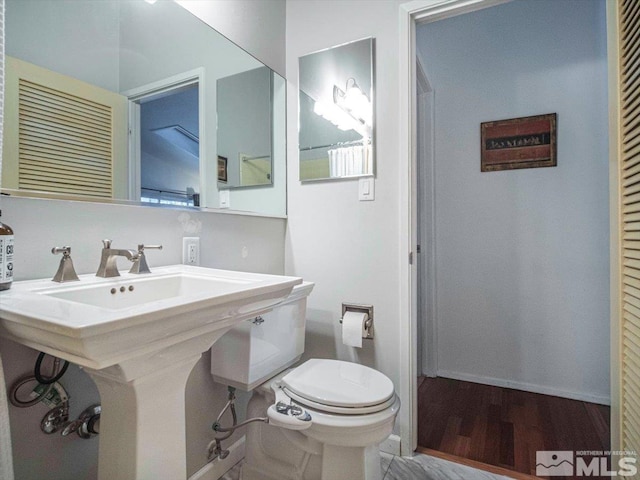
[0,210,14,290]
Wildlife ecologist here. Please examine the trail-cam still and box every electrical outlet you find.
[182,237,200,266]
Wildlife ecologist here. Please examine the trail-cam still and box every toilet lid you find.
[282,359,394,410]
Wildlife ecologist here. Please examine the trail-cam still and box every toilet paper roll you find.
[342,311,367,348]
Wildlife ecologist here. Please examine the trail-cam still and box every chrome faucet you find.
[51,246,80,283]
[96,240,162,277]
[129,244,163,274]
[96,240,138,277]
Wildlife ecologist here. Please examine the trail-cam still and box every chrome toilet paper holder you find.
[340,303,374,340]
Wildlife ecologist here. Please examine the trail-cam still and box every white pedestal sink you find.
[0,265,302,480]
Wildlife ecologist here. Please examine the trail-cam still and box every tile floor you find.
[220,452,513,479]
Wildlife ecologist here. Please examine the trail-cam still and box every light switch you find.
[219,190,230,208]
[358,177,375,201]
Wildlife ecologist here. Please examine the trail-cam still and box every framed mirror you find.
[298,38,374,182]
[2,0,286,217]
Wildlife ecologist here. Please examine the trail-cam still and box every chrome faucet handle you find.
[51,246,80,283]
[52,246,71,256]
[129,244,163,274]
[102,239,112,249]
[138,244,163,252]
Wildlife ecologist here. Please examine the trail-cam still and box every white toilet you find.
[210,282,400,480]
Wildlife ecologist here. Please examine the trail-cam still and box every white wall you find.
[5,0,120,91]
[217,68,271,187]
[285,0,404,427]
[416,0,610,403]
[228,73,287,216]
[176,0,286,77]
[0,0,288,477]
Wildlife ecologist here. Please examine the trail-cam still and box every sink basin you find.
[40,272,255,309]
[0,264,303,480]
[0,265,301,369]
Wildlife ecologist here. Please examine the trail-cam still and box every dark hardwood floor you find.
[417,377,610,478]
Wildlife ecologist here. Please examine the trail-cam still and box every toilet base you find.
[242,444,382,480]
[240,388,389,480]
[320,444,383,480]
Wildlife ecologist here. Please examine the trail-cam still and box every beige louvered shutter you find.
[616,0,640,454]
[2,56,127,199]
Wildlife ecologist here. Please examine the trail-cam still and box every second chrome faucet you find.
[96,240,162,278]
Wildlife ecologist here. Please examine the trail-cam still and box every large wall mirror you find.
[2,0,286,217]
[298,38,374,182]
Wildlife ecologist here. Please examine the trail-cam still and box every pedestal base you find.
[85,331,227,480]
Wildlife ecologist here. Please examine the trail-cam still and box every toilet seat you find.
[282,387,396,415]
[281,359,395,415]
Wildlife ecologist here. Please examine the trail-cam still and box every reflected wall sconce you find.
[333,78,372,127]
[313,78,371,136]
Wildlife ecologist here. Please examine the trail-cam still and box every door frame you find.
[415,57,437,378]
[397,0,512,456]
[122,68,205,203]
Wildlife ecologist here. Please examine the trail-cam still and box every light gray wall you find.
[5,0,120,91]
[285,0,403,427]
[0,0,288,477]
[416,0,610,403]
[217,67,271,187]
[227,73,287,216]
[176,0,286,77]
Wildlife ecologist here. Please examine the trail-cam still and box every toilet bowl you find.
[210,283,400,480]
[242,359,400,480]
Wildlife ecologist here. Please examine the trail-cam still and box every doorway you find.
[409,0,611,475]
[123,68,205,206]
[138,84,200,206]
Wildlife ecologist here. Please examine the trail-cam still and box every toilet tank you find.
[210,282,314,391]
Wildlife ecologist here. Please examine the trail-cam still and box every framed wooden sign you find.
[217,155,228,183]
[481,113,557,172]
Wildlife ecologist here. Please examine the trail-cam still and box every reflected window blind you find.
[620,0,640,452]
[18,78,113,198]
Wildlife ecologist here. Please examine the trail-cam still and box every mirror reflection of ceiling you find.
[298,38,374,182]
[3,0,287,217]
[141,85,200,206]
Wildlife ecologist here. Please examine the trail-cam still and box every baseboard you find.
[379,434,401,456]
[437,370,610,406]
[189,436,245,480]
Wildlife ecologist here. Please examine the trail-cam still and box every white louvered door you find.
[2,56,127,199]
[617,0,640,454]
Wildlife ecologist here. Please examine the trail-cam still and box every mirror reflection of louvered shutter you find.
[18,79,114,197]
[618,0,640,452]
[2,56,127,199]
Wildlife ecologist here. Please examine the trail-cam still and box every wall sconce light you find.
[313,100,360,132]
[313,78,372,136]
[333,78,372,127]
